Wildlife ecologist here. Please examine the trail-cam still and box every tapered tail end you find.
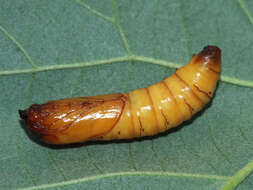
[19,109,28,121]
[199,45,221,65]
[192,45,222,73]
[201,45,221,61]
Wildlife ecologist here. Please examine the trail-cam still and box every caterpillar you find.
[19,46,221,144]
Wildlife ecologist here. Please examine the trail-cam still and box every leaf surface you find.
[1,0,253,189]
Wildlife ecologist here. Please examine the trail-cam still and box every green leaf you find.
[1,0,253,189]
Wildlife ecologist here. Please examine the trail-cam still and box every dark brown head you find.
[200,46,221,61]
[194,45,221,73]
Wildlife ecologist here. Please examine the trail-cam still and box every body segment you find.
[19,46,221,144]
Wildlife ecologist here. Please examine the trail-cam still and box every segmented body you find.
[19,46,221,144]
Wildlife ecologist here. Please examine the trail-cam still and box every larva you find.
[19,46,221,144]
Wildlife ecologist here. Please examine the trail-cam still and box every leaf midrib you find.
[1,54,253,89]
[17,171,230,190]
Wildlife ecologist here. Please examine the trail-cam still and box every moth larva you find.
[19,46,221,144]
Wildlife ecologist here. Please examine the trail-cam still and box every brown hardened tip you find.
[194,45,222,70]
[200,45,221,62]
[19,109,28,121]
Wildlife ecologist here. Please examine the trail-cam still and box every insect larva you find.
[19,46,221,144]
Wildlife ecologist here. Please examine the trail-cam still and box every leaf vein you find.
[237,0,253,27]
[85,147,104,174]
[179,0,191,59]
[128,144,137,171]
[179,133,220,174]
[70,69,83,96]
[237,104,252,146]
[47,151,67,181]
[17,171,230,190]
[207,123,233,165]
[151,0,159,57]
[16,143,37,186]
[151,140,165,171]
[112,0,132,55]
[75,0,114,23]
[220,159,253,190]
[0,55,253,88]
[0,24,37,68]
